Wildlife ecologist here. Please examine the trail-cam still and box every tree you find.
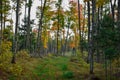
[0,0,3,54]
[36,0,47,56]
[26,0,32,52]
[3,0,11,30]
[87,0,91,63]
[77,0,82,53]
[110,0,116,20]
[89,0,96,74]
[11,0,20,63]
[19,17,35,51]
[56,0,62,55]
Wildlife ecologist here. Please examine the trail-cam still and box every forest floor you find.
[0,52,119,80]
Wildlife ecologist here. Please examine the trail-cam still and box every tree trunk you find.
[64,19,70,55]
[96,7,100,63]
[26,0,32,52]
[118,0,120,21]
[118,0,120,52]
[87,1,90,63]
[105,55,108,80]
[0,0,3,54]
[36,0,46,56]
[100,6,103,20]
[56,0,62,55]
[81,2,86,57]
[89,0,96,74]
[3,1,6,30]
[11,0,20,64]
[77,0,82,53]
[110,0,116,20]
[23,0,27,49]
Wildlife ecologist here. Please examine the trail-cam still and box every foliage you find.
[0,41,12,54]
[8,64,23,76]
[0,62,23,77]
[62,71,74,79]
[3,28,13,41]
[0,41,12,63]
[96,15,118,60]
[0,52,12,63]
[16,50,30,59]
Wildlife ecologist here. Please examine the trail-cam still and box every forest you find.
[0,0,120,80]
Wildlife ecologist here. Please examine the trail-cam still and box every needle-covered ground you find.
[0,50,119,80]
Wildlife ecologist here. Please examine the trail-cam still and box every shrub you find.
[0,52,12,63]
[0,41,12,54]
[0,61,23,77]
[0,41,12,63]
[62,71,74,79]
[16,50,30,59]
[61,64,68,71]
[8,64,23,76]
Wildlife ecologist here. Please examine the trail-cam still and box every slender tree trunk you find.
[0,0,3,54]
[56,10,60,55]
[110,0,116,20]
[77,0,82,53]
[64,18,70,55]
[118,0,120,21]
[118,0,120,52]
[3,15,6,30]
[24,0,27,49]
[56,0,62,55]
[26,0,32,52]
[109,59,112,80]
[96,7,100,63]
[105,55,108,80]
[11,0,20,63]
[81,2,86,57]
[89,0,96,74]
[36,0,46,56]
[3,1,6,30]
[100,6,103,20]
[87,1,90,63]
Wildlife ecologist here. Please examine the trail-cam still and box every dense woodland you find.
[0,0,120,80]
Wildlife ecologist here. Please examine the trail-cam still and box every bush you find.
[0,52,12,63]
[16,50,30,59]
[61,64,68,71]
[62,71,74,79]
[0,41,12,63]
[8,64,23,76]
[0,60,22,77]
[0,41,12,54]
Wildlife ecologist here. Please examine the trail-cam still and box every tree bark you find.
[3,1,6,30]
[96,7,100,63]
[64,18,70,54]
[89,0,96,74]
[0,0,3,54]
[11,0,20,63]
[118,0,120,21]
[77,0,82,53]
[110,0,116,20]
[87,1,90,63]
[26,0,32,52]
[36,0,46,56]
[23,0,27,49]
[118,0,120,54]
[56,0,62,55]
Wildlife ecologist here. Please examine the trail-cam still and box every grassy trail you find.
[1,53,119,80]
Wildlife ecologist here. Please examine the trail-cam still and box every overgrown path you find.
[29,55,104,80]
[2,53,118,80]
